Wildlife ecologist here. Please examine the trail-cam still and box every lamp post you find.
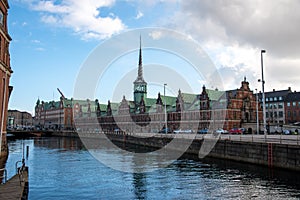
[256,89,259,134]
[260,50,266,138]
[164,83,167,133]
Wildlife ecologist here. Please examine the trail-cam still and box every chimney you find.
[273,89,275,92]
[288,87,291,91]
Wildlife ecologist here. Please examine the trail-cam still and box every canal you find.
[4,137,300,199]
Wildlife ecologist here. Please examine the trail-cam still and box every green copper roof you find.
[182,93,197,104]
[206,89,226,101]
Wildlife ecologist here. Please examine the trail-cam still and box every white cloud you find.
[31,39,41,43]
[149,31,163,40]
[35,47,45,51]
[135,11,144,19]
[161,0,300,92]
[28,0,126,40]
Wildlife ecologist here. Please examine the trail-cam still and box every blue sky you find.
[8,0,300,114]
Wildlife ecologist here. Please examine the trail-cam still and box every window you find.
[294,111,297,117]
[266,112,269,118]
[288,111,291,117]
[274,97,277,101]
[0,10,3,26]
[278,103,283,108]
[266,98,269,102]
[270,97,273,101]
[293,102,296,106]
[279,111,283,117]
[279,96,283,101]
[287,102,291,107]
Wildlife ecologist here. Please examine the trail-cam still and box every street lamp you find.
[164,83,167,133]
[260,50,266,138]
[255,89,259,134]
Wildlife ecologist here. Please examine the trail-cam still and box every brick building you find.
[34,97,74,130]
[0,0,12,158]
[284,92,300,124]
[7,110,33,130]
[74,40,263,133]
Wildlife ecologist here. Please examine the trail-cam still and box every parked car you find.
[182,129,193,134]
[229,128,243,134]
[215,128,228,134]
[173,129,193,134]
[197,128,208,134]
[159,128,172,134]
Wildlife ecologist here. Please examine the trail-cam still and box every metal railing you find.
[76,130,300,146]
[0,168,7,183]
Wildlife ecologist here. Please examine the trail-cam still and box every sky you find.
[7,0,300,115]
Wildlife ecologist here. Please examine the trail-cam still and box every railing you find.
[122,132,300,145]
[0,168,7,183]
[15,159,27,186]
[76,130,300,146]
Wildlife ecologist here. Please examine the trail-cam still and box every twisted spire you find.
[134,35,146,83]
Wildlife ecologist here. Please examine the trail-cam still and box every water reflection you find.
[4,137,300,199]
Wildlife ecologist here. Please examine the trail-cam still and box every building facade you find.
[7,110,33,130]
[284,92,300,124]
[0,0,12,158]
[264,88,291,125]
[34,97,74,130]
[73,40,263,134]
[36,39,264,134]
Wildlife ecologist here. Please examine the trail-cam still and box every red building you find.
[73,39,262,134]
[34,97,74,130]
[0,0,12,158]
[284,92,300,124]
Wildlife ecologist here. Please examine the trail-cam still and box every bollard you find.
[26,146,29,159]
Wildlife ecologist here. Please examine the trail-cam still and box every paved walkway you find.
[0,167,28,200]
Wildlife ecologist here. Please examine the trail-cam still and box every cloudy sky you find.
[8,0,300,113]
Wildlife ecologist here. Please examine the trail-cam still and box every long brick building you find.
[72,40,263,134]
[35,39,263,134]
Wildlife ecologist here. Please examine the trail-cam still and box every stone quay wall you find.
[105,133,300,171]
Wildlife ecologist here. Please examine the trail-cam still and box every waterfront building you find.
[7,110,33,130]
[35,39,263,133]
[73,39,263,133]
[284,91,300,124]
[34,97,74,130]
[0,0,12,158]
[258,88,293,125]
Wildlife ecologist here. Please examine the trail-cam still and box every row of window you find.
[287,110,300,118]
[266,111,284,118]
[265,103,284,109]
[287,102,300,107]
[265,96,283,102]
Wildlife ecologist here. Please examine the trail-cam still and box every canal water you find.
[4,137,300,199]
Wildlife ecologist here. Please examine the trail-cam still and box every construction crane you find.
[57,88,65,99]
